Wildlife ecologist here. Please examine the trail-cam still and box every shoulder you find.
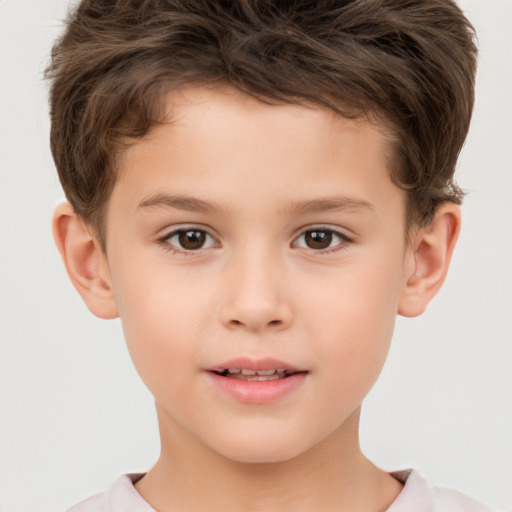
[66,490,109,512]
[66,487,111,512]
[66,474,154,512]
[387,469,492,512]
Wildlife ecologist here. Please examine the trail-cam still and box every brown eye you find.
[163,228,216,252]
[304,230,333,249]
[178,230,206,250]
[294,228,348,252]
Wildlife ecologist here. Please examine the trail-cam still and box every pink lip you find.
[205,357,308,404]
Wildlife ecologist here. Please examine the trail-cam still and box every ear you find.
[52,202,118,319]
[398,203,461,317]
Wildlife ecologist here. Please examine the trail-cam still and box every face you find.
[103,86,412,464]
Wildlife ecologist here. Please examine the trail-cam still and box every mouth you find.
[205,359,308,404]
[211,368,301,381]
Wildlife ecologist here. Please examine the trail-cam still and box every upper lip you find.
[206,357,307,373]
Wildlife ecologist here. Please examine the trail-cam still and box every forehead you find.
[111,85,403,222]
[159,85,385,151]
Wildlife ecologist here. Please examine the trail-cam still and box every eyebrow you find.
[137,193,375,216]
[282,196,375,216]
[137,193,222,213]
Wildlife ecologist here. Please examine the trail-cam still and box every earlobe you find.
[52,202,119,319]
[398,203,461,317]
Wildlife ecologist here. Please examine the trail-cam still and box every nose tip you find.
[219,261,293,333]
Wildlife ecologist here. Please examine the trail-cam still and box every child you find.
[46,0,490,510]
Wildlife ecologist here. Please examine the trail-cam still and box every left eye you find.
[294,228,346,251]
[164,229,217,251]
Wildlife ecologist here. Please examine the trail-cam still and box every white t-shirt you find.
[67,469,492,511]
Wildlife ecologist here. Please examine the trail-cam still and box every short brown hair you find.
[46,0,477,248]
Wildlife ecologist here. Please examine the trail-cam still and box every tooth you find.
[248,374,280,381]
[241,369,257,375]
[227,368,241,374]
[228,372,283,381]
[256,369,276,376]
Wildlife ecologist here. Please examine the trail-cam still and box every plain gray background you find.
[0,1,511,511]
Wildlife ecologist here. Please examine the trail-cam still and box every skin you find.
[54,85,460,511]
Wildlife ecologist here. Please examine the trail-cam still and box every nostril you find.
[228,318,282,328]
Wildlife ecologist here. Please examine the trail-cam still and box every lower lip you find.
[206,372,307,404]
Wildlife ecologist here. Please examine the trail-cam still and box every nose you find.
[219,250,293,333]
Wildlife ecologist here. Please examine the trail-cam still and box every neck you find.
[135,408,403,512]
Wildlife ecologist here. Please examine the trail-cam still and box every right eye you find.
[161,228,217,253]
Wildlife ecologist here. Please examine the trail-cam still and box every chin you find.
[209,430,313,465]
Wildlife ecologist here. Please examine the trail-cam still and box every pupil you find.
[179,230,205,250]
[305,230,332,249]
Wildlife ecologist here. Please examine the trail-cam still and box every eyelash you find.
[157,226,353,256]
[157,227,218,256]
[292,227,352,255]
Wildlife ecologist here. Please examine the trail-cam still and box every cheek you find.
[109,264,210,393]
[303,254,402,334]
[302,256,403,391]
